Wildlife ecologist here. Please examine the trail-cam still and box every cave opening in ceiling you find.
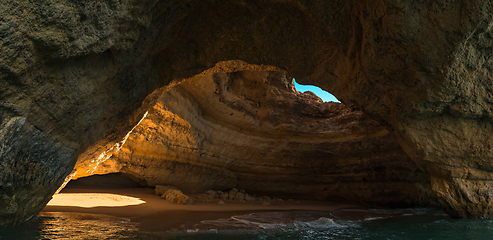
[293,79,340,103]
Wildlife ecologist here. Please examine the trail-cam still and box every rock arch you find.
[1,0,493,226]
[71,61,434,207]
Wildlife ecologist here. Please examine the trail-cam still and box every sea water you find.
[2,208,493,240]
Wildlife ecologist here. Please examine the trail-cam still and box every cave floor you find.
[41,187,363,232]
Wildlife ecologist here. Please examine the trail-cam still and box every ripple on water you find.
[0,212,140,240]
[4,208,493,240]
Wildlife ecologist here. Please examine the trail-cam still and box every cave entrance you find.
[293,79,340,103]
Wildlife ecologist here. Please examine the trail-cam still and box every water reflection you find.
[0,212,140,240]
[3,208,492,240]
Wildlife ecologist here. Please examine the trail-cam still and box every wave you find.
[182,208,436,233]
[185,211,356,233]
[293,217,350,229]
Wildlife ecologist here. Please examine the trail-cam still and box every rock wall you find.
[1,0,493,226]
[0,0,178,226]
[299,1,493,218]
[73,62,435,207]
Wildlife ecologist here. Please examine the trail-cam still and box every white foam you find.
[364,216,388,221]
[187,211,364,232]
[294,217,349,229]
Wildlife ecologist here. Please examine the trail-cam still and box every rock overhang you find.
[1,0,493,227]
[69,62,433,207]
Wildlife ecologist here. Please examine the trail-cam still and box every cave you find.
[66,64,434,206]
[2,0,493,232]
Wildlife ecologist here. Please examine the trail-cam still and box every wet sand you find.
[41,187,361,232]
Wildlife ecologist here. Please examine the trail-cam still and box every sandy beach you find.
[42,187,361,232]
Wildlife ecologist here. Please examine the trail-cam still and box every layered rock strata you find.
[73,65,435,206]
[0,2,148,227]
[298,1,493,218]
[1,0,493,226]
[0,0,189,226]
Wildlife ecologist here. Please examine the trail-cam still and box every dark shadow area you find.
[64,173,146,190]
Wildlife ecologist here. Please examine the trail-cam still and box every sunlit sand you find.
[47,193,146,208]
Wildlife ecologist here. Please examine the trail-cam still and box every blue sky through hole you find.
[293,79,340,102]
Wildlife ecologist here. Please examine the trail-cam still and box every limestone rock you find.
[305,1,493,218]
[245,195,256,202]
[154,185,179,197]
[196,188,259,203]
[161,189,193,205]
[228,189,240,201]
[2,0,492,226]
[0,0,189,226]
[303,91,323,102]
[89,64,433,207]
[233,192,246,202]
[196,190,217,202]
[219,192,229,201]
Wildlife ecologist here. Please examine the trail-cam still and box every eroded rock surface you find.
[299,1,493,218]
[0,0,181,226]
[73,64,434,206]
[1,0,493,226]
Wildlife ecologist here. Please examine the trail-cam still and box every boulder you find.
[161,189,193,205]
[196,190,217,202]
[233,192,246,202]
[154,185,179,197]
[245,195,256,202]
[219,192,229,201]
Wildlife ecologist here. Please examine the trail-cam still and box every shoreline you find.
[41,187,363,232]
